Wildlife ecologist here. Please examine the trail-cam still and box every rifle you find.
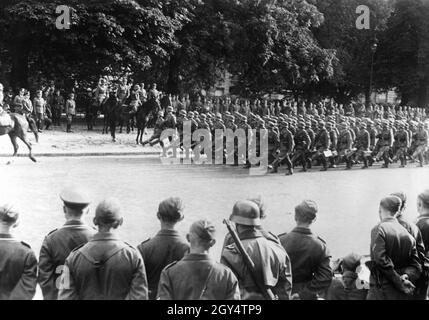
[223,219,277,300]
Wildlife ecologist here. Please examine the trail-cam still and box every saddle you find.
[0,112,14,128]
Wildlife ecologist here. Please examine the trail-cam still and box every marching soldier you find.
[326,122,338,168]
[137,197,189,300]
[411,123,428,167]
[337,123,353,170]
[58,198,148,300]
[157,220,240,300]
[38,187,95,300]
[267,121,280,167]
[269,120,294,175]
[355,122,371,169]
[0,204,38,300]
[312,121,331,171]
[393,122,409,167]
[291,122,311,172]
[221,200,292,300]
[279,200,333,299]
[375,121,394,168]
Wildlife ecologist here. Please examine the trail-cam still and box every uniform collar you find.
[291,226,313,235]
[0,233,13,239]
[381,216,397,223]
[92,232,120,241]
[157,229,180,237]
[64,220,86,227]
[183,253,211,261]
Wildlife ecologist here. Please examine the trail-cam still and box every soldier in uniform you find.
[267,121,280,168]
[269,120,294,175]
[337,122,353,170]
[58,198,148,300]
[0,204,38,300]
[326,122,338,168]
[393,122,409,167]
[312,121,331,171]
[141,111,165,147]
[291,122,311,172]
[137,197,189,300]
[416,189,429,257]
[157,220,240,300]
[38,187,95,300]
[367,195,422,300]
[279,200,333,299]
[355,122,371,169]
[411,123,428,167]
[375,121,394,168]
[221,200,292,300]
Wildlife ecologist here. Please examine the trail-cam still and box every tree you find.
[376,0,429,106]
[314,0,392,103]
[0,0,182,90]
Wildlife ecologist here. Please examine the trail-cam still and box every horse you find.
[135,99,160,145]
[0,112,39,163]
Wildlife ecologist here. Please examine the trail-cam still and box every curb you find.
[0,151,161,158]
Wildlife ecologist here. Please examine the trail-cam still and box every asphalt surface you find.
[2,156,429,261]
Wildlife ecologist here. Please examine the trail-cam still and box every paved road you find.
[2,156,429,262]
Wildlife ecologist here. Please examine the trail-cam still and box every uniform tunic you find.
[279,227,332,297]
[137,230,189,300]
[0,234,38,300]
[221,228,292,300]
[38,220,96,300]
[58,232,148,300]
[157,253,240,300]
[367,217,421,300]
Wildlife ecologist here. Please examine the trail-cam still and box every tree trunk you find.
[10,41,30,91]
[417,77,429,107]
[166,51,181,95]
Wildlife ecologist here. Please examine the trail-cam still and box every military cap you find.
[190,220,216,242]
[158,197,184,222]
[179,109,187,116]
[95,198,122,224]
[295,200,318,222]
[0,204,19,224]
[60,187,90,210]
[318,121,326,126]
[230,200,261,226]
[166,106,173,112]
[224,111,231,116]
[341,253,362,272]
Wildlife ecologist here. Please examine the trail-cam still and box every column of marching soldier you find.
[144,106,429,173]
[1,187,429,300]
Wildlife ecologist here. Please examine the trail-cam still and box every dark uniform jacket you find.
[377,129,394,147]
[279,128,294,154]
[294,129,311,150]
[337,130,352,151]
[314,129,330,150]
[58,232,148,300]
[279,227,332,296]
[0,234,38,300]
[38,220,96,300]
[157,253,240,300]
[416,215,429,256]
[368,217,421,299]
[394,130,409,148]
[137,230,189,300]
[356,129,370,150]
[329,129,337,151]
[221,228,292,300]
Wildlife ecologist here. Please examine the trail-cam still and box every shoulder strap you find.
[198,265,215,300]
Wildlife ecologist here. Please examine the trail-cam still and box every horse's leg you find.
[6,134,19,165]
[136,127,140,144]
[18,134,36,162]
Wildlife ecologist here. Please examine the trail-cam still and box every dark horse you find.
[135,98,160,145]
[0,113,39,163]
